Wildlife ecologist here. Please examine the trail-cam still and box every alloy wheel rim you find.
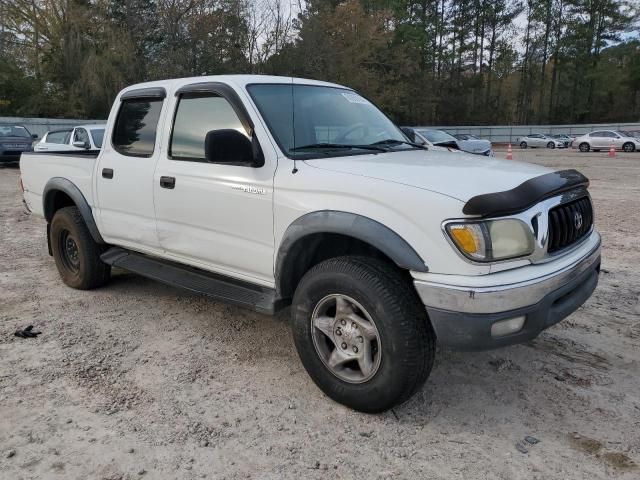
[310,294,382,384]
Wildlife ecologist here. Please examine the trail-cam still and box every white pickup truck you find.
[20,75,601,412]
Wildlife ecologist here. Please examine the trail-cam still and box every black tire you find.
[622,142,635,153]
[291,256,435,413]
[547,141,555,149]
[519,141,527,149]
[579,142,590,152]
[50,206,110,290]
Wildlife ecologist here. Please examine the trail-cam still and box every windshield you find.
[416,129,457,144]
[247,84,410,157]
[0,125,31,138]
[90,128,105,148]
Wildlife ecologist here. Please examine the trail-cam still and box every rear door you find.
[589,131,608,149]
[35,130,73,151]
[153,81,277,286]
[95,87,167,251]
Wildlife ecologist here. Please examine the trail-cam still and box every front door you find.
[153,83,277,286]
[95,89,167,251]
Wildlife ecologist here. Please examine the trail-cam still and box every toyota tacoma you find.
[20,75,601,412]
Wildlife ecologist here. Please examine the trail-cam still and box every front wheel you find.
[579,143,590,152]
[291,256,435,413]
[50,206,110,289]
[547,141,555,149]
[520,141,527,149]
[622,142,635,153]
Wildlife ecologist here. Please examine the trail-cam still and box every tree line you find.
[0,0,638,125]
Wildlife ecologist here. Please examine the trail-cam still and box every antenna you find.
[291,78,298,174]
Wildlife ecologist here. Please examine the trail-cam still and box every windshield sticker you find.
[341,93,370,105]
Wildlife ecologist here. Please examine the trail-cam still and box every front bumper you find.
[0,150,30,162]
[414,236,601,351]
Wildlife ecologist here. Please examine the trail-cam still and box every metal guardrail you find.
[4,116,640,144]
[0,117,106,140]
[418,122,640,144]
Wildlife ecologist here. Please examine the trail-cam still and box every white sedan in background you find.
[518,134,565,149]
[572,130,640,152]
[34,125,105,152]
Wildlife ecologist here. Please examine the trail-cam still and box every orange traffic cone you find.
[608,144,616,158]
[507,144,513,160]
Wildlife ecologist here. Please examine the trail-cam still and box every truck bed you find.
[20,151,99,218]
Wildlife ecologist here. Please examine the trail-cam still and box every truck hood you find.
[303,149,552,203]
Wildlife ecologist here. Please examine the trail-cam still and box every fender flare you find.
[275,211,428,294]
[43,177,105,244]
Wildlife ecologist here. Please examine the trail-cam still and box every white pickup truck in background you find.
[34,124,105,152]
[19,75,601,412]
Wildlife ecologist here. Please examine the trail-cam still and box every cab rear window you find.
[112,99,163,157]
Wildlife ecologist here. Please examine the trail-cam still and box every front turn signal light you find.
[447,223,488,260]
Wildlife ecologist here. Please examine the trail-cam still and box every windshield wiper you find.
[290,143,388,153]
[371,139,428,150]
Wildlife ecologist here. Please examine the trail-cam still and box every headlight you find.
[445,219,534,262]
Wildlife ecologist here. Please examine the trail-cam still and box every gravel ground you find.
[1,148,639,480]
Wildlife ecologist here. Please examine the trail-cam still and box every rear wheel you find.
[50,206,110,289]
[547,141,555,149]
[579,143,590,152]
[520,141,527,149]
[291,256,435,413]
[622,142,635,153]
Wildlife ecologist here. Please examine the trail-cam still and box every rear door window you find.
[112,99,163,157]
[46,130,72,144]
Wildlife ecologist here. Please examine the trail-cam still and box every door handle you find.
[160,176,175,189]
[102,168,114,179]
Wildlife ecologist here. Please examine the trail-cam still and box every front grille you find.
[547,196,593,253]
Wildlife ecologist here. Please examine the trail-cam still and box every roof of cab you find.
[117,75,349,99]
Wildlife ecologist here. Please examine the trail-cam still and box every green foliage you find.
[0,0,638,123]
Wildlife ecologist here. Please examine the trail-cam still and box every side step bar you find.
[100,247,286,315]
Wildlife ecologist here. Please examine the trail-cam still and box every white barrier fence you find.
[417,122,640,144]
[0,117,105,140]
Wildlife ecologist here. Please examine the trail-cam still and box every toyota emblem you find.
[574,211,583,230]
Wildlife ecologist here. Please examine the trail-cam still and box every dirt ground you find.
[1,147,639,480]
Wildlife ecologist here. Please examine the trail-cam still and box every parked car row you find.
[0,123,106,163]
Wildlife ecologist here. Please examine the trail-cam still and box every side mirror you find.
[73,140,90,149]
[401,127,416,143]
[204,129,261,166]
[32,134,38,139]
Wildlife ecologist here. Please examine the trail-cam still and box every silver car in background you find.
[518,134,565,149]
[572,130,640,152]
[451,133,494,156]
